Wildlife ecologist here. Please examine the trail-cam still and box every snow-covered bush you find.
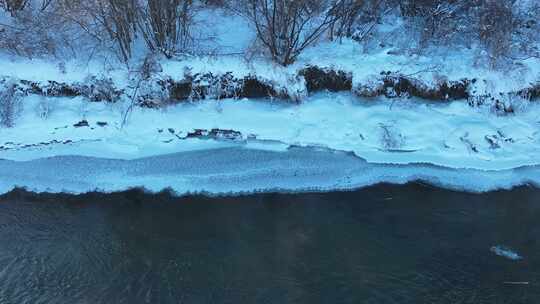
[134,72,169,108]
[82,76,122,102]
[0,81,23,128]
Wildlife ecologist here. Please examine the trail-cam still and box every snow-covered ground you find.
[1,92,540,194]
[3,93,540,169]
[1,7,539,99]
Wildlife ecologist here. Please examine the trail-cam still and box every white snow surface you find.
[1,93,540,194]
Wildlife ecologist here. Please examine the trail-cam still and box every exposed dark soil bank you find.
[162,73,282,101]
[355,73,470,100]
[299,66,352,92]
[2,66,538,111]
[15,77,123,102]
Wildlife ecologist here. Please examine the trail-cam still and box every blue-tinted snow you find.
[1,146,539,195]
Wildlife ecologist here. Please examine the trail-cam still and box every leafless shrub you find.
[54,0,196,61]
[0,1,113,59]
[475,0,540,68]
[0,0,537,71]
[0,0,29,15]
[242,0,339,66]
[399,0,471,48]
[328,0,384,42]
[513,3,540,60]
[138,0,194,58]
[0,8,61,58]
[0,82,23,128]
[94,0,140,62]
[478,0,514,68]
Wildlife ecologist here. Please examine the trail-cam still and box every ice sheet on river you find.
[1,146,539,195]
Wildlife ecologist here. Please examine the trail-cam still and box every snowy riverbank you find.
[1,92,540,194]
[2,3,540,195]
[2,93,540,169]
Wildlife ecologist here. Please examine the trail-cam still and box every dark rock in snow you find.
[459,134,478,153]
[73,120,89,128]
[485,135,501,149]
[185,128,243,141]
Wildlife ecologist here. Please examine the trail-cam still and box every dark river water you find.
[0,184,539,303]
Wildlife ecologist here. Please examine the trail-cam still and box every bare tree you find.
[243,0,338,66]
[138,0,194,58]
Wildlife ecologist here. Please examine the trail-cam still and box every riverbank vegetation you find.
[1,0,540,129]
[0,0,538,67]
